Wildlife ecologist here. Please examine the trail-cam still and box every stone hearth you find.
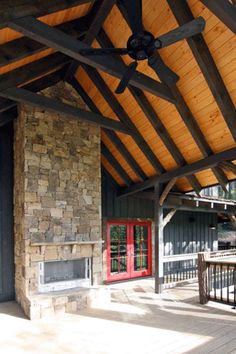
[14,82,102,319]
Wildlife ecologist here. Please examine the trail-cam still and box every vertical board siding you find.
[102,175,218,256]
[163,211,217,256]
[0,122,14,302]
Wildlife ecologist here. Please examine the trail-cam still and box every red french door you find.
[107,221,152,282]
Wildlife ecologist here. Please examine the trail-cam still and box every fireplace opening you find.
[38,258,91,293]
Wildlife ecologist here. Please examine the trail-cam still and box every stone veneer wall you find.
[14,82,102,319]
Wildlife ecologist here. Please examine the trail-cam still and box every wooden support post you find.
[154,183,164,294]
[198,251,210,304]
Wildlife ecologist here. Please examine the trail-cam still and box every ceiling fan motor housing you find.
[127,31,156,61]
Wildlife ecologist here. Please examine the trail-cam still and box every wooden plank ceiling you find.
[0,0,235,194]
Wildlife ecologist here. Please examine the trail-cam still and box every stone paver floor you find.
[0,278,236,354]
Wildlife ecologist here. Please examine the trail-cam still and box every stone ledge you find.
[31,241,104,246]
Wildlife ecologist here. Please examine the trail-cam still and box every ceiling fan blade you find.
[115,61,138,94]
[119,0,143,34]
[155,17,206,49]
[148,54,179,86]
[79,48,128,56]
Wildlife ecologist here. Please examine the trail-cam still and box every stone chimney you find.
[14,82,102,319]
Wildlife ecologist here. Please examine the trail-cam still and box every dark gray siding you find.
[164,211,217,255]
[102,176,218,255]
[0,122,14,302]
[102,176,154,219]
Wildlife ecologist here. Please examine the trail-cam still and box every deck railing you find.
[163,253,198,284]
[198,249,236,307]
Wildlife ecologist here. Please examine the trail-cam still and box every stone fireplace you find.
[14,82,102,319]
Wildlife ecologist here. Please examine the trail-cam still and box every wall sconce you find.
[209,224,216,230]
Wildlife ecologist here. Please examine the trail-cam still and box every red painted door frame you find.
[107,220,152,282]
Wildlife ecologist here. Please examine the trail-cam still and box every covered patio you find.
[1,279,236,354]
[0,0,235,325]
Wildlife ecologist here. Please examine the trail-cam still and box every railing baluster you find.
[220,264,223,301]
[214,264,217,300]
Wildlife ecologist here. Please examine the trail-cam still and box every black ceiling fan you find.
[79,0,206,94]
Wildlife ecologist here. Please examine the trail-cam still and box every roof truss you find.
[8,15,174,102]
[0,0,94,30]
[0,87,131,134]
[200,0,236,34]
[168,0,236,141]
[0,1,233,195]
[118,147,236,197]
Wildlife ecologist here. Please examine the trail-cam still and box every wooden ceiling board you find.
[0,0,234,192]
[0,48,55,75]
[101,131,140,183]
[101,155,126,186]
[0,3,91,45]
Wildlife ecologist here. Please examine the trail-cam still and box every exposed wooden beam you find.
[68,77,147,181]
[102,165,119,189]
[96,30,201,194]
[154,183,164,294]
[0,68,66,113]
[118,147,236,197]
[101,142,133,186]
[219,161,236,175]
[163,209,178,227]
[0,0,94,29]
[9,16,175,102]
[135,192,236,214]
[65,0,116,79]
[200,0,236,33]
[0,52,71,92]
[167,0,236,141]
[0,87,131,134]
[82,64,165,174]
[0,17,88,69]
[170,85,229,192]
[115,3,228,191]
[129,86,202,194]
[159,178,178,206]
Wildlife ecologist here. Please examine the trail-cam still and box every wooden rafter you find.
[200,0,236,34]
[0,87,131,134]
[9,16,175,103]
[102,166,119,189]
[118,147,236,197]
[101,142,133,186]
[167,0,236,141]
[65,0,116,80]
[0,0,94,30]
[0,68,66,113]
[96,30,201,195]
[68,77,147,181]
[0,17,88,69]
[116,2,228,192]
[0,52,71,92]
[82,64,165,174]
[219,162,236,175]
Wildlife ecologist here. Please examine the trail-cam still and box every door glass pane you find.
[110,225,127,274]
[134,225,149,271]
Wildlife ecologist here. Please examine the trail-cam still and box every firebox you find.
[38,258,91,293]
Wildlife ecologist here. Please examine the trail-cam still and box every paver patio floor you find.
[0,279,235,354]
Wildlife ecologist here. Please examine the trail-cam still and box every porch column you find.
[154,183,164,294]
